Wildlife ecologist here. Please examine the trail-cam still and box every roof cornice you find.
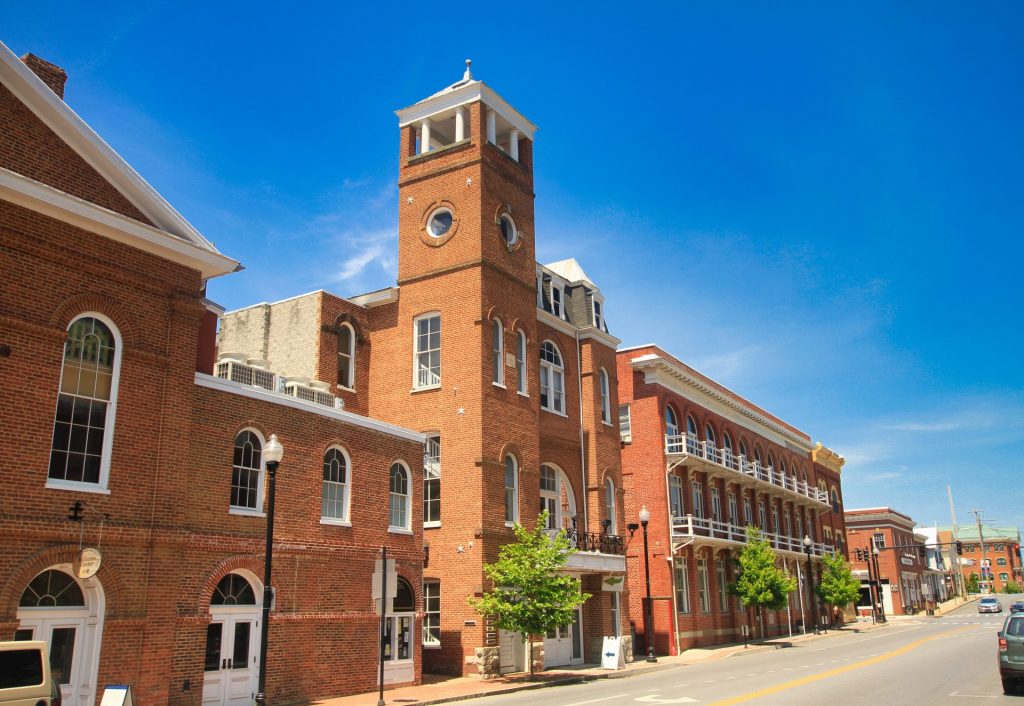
[629,353,815,452]
[0,40,223,255]
[812,442,846,475]
[0,167,238,279]
[396,81,537,140]
[195,373,425,443]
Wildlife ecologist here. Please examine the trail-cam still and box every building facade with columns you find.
[617,345,844,652]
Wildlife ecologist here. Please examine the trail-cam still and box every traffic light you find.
[956,541,963,555]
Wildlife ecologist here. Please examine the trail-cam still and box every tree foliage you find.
[816,551,861,611]
[729,527,797,637]
[966,573,980,593]
[1003,580,1022,594]
[468,511,590,675]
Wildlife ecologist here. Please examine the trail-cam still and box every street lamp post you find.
[638,505,657,662]
[872,546,887,623]
[802,535,819,635]
[255,434,284,706]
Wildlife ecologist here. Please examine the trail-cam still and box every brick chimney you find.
[20,53,68,100]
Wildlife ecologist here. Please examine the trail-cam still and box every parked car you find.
[999,614,1024,695]
[979,596,1003,613]
[1009,601,1024,614]
[0,640,56,706]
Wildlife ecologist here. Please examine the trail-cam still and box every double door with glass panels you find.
[203,613,258,706]
[15,615,82,705]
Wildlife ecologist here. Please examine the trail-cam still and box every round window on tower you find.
[428,208,453,238]
[499,214,518,247]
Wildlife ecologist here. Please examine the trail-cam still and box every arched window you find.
[753,446,763,465]
[48,314,122,489]
[686,415,698,438]
[599,368,611,424]
[322,446,350,523]
[424,436,441,527]
[779,459,787,475]
[738,439,748,460]
[723,432,735,468]
[605,477,617,533]
[504,455,518,524]
[389,462,411,531]
[20,569,84,608]
[515,330,527,394]
[231,430,264,512]
[665,407,679,437]
[705,423,716,447]
[767,451,776,470]
[337,323,355,389]
[492,319,504,386]
[210,573,257,606]
[539,341,564,413]
[394,578,415,612]
[831,487,840,513]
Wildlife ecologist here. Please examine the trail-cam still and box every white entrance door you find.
[202,611,259,706]
[16,614,85,705]
[498,630,524,674]
[544,606,583,667]
[380,613,415,684]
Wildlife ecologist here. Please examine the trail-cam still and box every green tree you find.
[468,511,590,677]
[966,573,980,593]
[815,551,861,624]
[729,527,797,639]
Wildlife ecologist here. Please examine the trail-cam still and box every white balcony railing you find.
[671,514,832,557]
[666,434,829,506]
[216,359,344,411]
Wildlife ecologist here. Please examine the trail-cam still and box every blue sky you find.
[6,2,1023,533]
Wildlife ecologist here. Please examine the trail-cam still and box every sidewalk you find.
[311,624,886,706]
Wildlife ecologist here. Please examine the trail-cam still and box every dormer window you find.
[552,286,561,318]
[593,299,603,330]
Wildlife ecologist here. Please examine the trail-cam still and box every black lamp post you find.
[639,505,657,662]
[803,535,819,635]
[872,545,887,623]
[255,434,284,706]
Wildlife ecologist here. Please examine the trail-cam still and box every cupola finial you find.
[464,59,473,81]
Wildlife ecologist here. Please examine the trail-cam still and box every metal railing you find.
[671,514,832,557]
[216,360,343,411]
[666,434,829,505]
[557,528,627,555]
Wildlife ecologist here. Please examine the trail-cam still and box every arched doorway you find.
[16,566,104,706]
[203,571,261,706]
[381,577,416,684]
[539,464,583,667]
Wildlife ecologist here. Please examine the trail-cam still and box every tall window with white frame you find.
[692,480,705,518]
[716,559,729,612]
[599,368,611,424]
[492,319,504,386]
[423,581,440,646]
[619,404,632,443]
[669,475,684,518]
[389,462,411,531]
[337,323,354,389]
[321,446,350,523]
[674,559,690,614]
[414,314,441,389]
[424,436,441,527]
[48,314,122,488]
[540,465,558,529]
[539,341,564,414]
[697,558,711,613]
[515,330,527,394]
[231,430,264,513]
[504,455,518,525]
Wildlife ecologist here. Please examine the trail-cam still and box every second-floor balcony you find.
[671,514,832,559]
[665,434,829,508]
[556,528,628,574]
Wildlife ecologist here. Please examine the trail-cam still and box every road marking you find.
[563,695,632,706]
[635,695,698,703]
[705,626,974,706]
[948,692,997,699]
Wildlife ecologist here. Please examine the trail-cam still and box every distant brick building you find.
[617,345,845,651]
[0,40,423,706]
[844,507,929,616]
[939,525,1022,593]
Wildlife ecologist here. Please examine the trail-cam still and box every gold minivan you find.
[0,640,58,706]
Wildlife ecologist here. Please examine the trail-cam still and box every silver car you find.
[979,596,1003,613]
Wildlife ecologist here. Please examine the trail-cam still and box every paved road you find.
[462,594,1023,705]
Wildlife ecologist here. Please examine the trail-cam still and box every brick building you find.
[845,507,930,616]
[219,62,629,677]
[939,525,1022,593]
[617,345,845,652]
[0,40,425,706]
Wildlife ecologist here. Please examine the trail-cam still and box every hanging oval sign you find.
[73,547,102,579]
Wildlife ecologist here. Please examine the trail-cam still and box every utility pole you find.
[972,508,988,594]
[947,485,963,600]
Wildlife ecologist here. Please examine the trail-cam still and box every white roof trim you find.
[0,40,221,253]
[396,82,537,140]
[0,167,238,279]
[349,286,398,308]
[629,353,815,452]
[195,373,426,443]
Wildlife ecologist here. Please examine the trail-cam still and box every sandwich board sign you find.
[601,636,625,670]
